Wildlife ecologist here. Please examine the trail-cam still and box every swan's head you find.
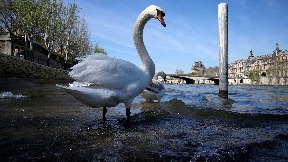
[146,5,166,27]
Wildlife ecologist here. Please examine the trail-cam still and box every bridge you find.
[166,74,219,85]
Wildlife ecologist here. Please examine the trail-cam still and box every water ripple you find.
[160,84,288,115]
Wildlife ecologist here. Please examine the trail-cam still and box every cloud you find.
[66,0,288,74]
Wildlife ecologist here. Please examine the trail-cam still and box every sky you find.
[64,0,288,74]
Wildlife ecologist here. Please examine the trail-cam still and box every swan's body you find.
[141,71,166,102]
[57,5,166,120]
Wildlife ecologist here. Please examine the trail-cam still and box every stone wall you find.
[0,53,72,80]
[0,32,74,70]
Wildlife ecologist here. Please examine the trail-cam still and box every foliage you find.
[1,0,98,60]
[12,0,45,50]
[42,0,66,52]
[0,0,17,32]
[248,70,260,81]
[93,43,107,55]
[69,17,93,58]
[190,72,196,76]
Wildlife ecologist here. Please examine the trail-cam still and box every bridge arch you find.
[166,74,219,85]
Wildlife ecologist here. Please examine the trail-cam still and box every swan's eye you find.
[161,11,165,17]
[156,9,165,18]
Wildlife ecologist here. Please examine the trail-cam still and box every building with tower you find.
[228,42,288,85]
[191,61,205,76]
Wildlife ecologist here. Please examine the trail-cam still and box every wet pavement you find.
[0,78,287,161]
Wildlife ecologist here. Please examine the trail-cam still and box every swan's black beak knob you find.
[157,9,166,27]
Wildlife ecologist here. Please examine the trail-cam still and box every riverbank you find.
[0,79,287,161]
[0,77,71,93]
[0,53,72,81]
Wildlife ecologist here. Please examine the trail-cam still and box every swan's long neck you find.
[154,72,161,80]
[153,71,165,80]
[133,10,155,80]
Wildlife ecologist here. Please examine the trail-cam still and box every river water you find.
[0,78,287,161]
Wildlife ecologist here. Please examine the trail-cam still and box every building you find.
[228,42,288,85]
[191,61,205,76]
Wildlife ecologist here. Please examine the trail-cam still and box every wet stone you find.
[0,78,287,161]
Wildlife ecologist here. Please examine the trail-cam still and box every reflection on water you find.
[0,81,287,161]
[0,91,26,99]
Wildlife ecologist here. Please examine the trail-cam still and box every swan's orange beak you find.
[157,14,166,27]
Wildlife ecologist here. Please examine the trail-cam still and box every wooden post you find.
[218,3,228,97]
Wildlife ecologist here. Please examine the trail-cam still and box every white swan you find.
[58,5,166,120]
[141,71,166,102]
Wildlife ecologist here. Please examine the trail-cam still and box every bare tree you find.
[70,16,92,58]
[175,69,184,75]
[205,66,219,76]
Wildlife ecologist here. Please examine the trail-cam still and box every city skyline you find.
[64,0,288,74]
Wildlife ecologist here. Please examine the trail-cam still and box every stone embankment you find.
[0,53,72,81]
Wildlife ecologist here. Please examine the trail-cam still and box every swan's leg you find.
[103,107,107,121]
[126,108,131,120]
[124,98,133,122]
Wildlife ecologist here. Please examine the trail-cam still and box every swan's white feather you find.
[141,80,166,102]
[57,5,165,113]
[141,88,166,102]
[58,84,121,108]
[59,53,151,108]
[141,71,166,102]
[70,54,149,89]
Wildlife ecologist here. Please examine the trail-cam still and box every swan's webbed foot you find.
[103,107,107,121]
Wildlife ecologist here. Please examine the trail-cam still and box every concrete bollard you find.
[218,3,228,97]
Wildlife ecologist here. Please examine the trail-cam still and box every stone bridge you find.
[166,74,219,85]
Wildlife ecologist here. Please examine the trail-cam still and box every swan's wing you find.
[146,80,165,93]
[146,83,160,93]
[69,54,148,89]
[56,83,121,108]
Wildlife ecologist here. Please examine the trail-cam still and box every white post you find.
[218,3,228,97]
